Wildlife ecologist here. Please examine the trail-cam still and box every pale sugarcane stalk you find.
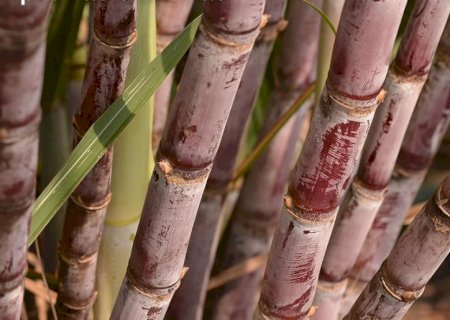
[0,1,50,318]
[110,1,266,319]
[255,1,408,318]
[314,2,450,319]
[94,1,156,319]
[342,21,450,314]
[56,1,137,318]
[153,0,194,149]
[166,1,288,319]
[212,1,322,319]
[344,173,450,320]
[316,0,345,99]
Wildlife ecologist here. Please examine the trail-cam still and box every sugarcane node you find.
[69,192,112,212]
[156,34,173,51]
[351,178,387,201]
[58,290,98,311]
[199,23,257,51]
[257,19,288,42]
[394,163,427,178]
[0,19,47,57]
[0,195,34,214]
[0,110,41,144]
[390,65,429,84]
[232,208,278,232]
[158,159,173,175]
[0,267,28,294]
[126,267,181,301]
[316,278,348,293]
[284,191,338,223]
[380,264,424,302]
[92,27,138,50]
[156,157,211,185]
[326,88,380,117]
[58,249,98,266]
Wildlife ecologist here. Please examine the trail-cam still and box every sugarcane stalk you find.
[344,173,450,320]
[0,1,50,318]
[56,1,137,318]
[94,1,156,319]
[254,1,408,319]
[313,2,450,319]
[341,21,450,314]
[166,1,287,319]
[110,1,266,319]
[153,0,194,149]
[211,1,322,319]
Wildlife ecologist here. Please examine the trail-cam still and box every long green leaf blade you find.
[29,15,202,245]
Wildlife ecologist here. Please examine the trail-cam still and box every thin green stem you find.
[302,0,337,35]
[232,82,316,182]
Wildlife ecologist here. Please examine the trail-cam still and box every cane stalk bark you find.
[344,174,450,320]
[254,1,407,319]
[56,1,137,318]
[153,0,194,149]
[342,21,450,314]
[212,1,322,319]
[110,1,265,319]
[0,1,50,318]
[313,2,450,319]
[94,1,156,318]
[166,1,287,319]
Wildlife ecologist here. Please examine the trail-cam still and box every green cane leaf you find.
[29,15,202,245]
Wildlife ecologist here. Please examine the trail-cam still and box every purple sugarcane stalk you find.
[110,1,266,319]
[342,20,450,314]
[56,1,137,318]
[0,1,50,318]
[314,2,450,319]
[166,1,288,319]
[344,173,450,319]
[153,0,194,149]
[212,1,322,319]
[254,1,408,318]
